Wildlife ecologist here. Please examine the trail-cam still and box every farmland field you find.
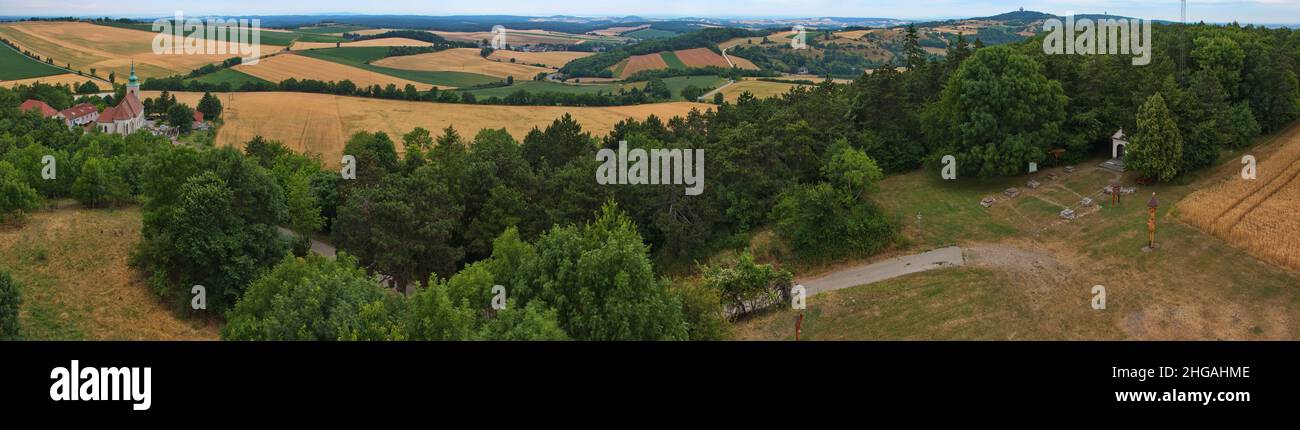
[617,52,669,78]
[0,73,108,91]
[233,53,439,90]
[371,48,554,81]
[1178,122,1300,271]
[148,91,714,166]
[487,49,593,68]
[430,29,624,46]
[291,37,435,50]
[624,28,678,40]
[659,51,687,69]
[296,47,502,88]
[718,79,805,102]
[673,47,731,68]
[92,21,321,46]
[186,68,271,87]
[465,80,623,98]
[0,40,66,80]
[0,21,266,80]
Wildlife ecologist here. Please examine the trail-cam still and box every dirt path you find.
[798,246,965,296]
[699,79,736,101]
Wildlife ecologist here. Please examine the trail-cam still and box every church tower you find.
[126,60,140,99]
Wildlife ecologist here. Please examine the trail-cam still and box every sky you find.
[2,0,1298,24]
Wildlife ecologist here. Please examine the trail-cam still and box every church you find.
[96,62,144,135]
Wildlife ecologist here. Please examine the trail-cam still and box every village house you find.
[96,62,144,135]
[60,103,98,128]
[18,99,59,119]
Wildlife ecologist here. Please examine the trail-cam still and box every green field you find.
[659,51,687,69]
[625,28,678,40]
[296,47,502,88]
[93,21,341,46]
[292,24,370,34]
[186,68,271,87]
[623,75,726,100]
[466,80,623,98]
[0,41,67,80]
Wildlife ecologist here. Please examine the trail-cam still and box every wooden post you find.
[795,312,804,341]
[1147,193,1159,249]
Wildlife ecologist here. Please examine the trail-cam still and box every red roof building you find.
[19,99,59,118]
[193,110,204,123]
[96,61,145,135]
[60,103,99,127]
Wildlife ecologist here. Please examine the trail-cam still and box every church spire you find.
[128,60,138,86]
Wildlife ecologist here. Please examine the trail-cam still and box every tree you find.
[285,168,323,248]
[700,252,792,319]
[196,92,223,119]
[903,24,925,70]
[0,160,40,223]
[931,46,1067,178]
[71,157,130,208]
[1128,93,1184,182]
[0,272,21,340]
[167,103,195,134]
[222,254,406,340]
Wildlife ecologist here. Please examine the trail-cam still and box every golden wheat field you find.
[430,29,608,46]
[718,79,805,102]
[290,37,435,50]
[0,21,276,80]
[372,48,554,80]
[1178,122,1300,270]
[0,73,109,91]
[147,91,713,166]
[487,49,593,68]
[233,53,438,90]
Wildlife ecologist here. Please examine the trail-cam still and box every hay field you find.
[291,37,434,50]
[0,73,108,91]
[674,47,731,68]
[487,49,593,68]
[719,30,797,50]
[233,53,436,90]
[1178,123,1300,271]
[727,53,759,70]
[148,91,713,166]
[372,48,554,80]
[0,21,274,80]
[591,25,649,37]
[719,79,805,102]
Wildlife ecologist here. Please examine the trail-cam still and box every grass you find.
[736,135,1300,340]
[0,202,219,340]
[187,68,271,87]
[0,41,66,80]
[296,47,502,88]
[659,51,688,69]
[625,28,678,39]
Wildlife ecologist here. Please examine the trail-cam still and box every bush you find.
[0,161,41,223]
[700,252,792,319]
[0,272,21,340]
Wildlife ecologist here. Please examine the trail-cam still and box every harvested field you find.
[373,48,554,80]
[430,29,621,46]
[487,49,593,68]
[233,53,436,90]
[0,21,274,80]
[1,73,108,91]
[674,47,730,68]
[591,25,649,37]
[147,91,714,166]
[617,52,669,78]
[1178,122,1300,271]
[719,79,806,102]
[291,37,435,50]
[727,54,759,70]
[719,30,797,50]
[835,29,871,39]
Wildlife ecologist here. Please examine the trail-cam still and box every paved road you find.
[798,246,965,296]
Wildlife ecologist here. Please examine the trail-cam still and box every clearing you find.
[0,202,219,340]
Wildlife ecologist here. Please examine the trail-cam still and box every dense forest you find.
[1,21,1297,340]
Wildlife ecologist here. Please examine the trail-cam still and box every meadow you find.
[371,48,555,81]
[296,47,502,88]
[0,40,66,80]
[233,53,439,90]
[718,79,805,102]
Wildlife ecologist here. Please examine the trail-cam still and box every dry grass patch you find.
[719,79,805,102]
[150,91,714,167]
[0,21,275,80]
[0,203,219,340]
[373,48,554,80]
[1,73,108,91]
[234,53,435,90]
[487,49,593,68]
